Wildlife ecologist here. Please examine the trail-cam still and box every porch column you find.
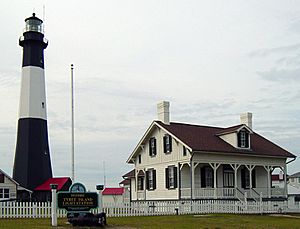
[230,164,241,189]
[209,163,220,198]
[245,165,255,189]
[191,162,194,200]
[283,165,288,198]
[135,170,138,192]
[263,166,272,198]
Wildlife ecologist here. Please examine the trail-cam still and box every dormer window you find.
[238,130,249,148]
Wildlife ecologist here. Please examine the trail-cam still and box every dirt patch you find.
[269,214,300,219]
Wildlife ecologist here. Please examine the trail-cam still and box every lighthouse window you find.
[25,19,43,33]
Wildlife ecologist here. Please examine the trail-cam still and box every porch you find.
[179,161,287,201]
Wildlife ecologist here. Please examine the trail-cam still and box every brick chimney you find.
[157,101,170,125]
[240,112,253,129]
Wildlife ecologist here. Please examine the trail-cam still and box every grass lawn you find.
[0,214,300,228]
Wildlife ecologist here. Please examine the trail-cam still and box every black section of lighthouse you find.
[13,13,53,191]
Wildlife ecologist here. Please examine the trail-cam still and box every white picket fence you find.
[0,200,299,218]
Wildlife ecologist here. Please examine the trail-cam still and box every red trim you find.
[102,187,124,195]
[34,177,71,191]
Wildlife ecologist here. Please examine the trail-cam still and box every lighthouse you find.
[13,13,53,191]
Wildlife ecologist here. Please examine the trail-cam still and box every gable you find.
[0,169,19,186]
[126,121,192,163]
[218,126,252,149]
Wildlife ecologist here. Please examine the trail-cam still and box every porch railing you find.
[180,187,285,199]
[180,188,191,199]
[195,188,214,198]
[137,191,145,200]
[216,188,235,198]
[253,187,285,198]
[271,187,285,196]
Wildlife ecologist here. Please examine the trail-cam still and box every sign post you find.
[50,184,58,227]
[96,185,104,212]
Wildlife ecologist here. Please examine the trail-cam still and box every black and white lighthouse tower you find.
[13,13,52,190]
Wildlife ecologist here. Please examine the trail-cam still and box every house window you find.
[245,170,250,188]
[0,173,4,183]
[298,178,300,183]
[165,166,178,189]
[183,146,187,156]
[137,177,144,190]
[0,188,9,199]
[223,166,234,188]
[149,138,157,157]
[238,130,249,148]
[138,154,141,164]
[201,166,214,188]
[146,169,156,190]
[163,135,172,153]
[241,168,256,189]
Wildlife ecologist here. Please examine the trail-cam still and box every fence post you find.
[33,203,37,218]
[260,192,263,214]
[50,184,58,227]
[96,184,104,213]
[244,192,248,212]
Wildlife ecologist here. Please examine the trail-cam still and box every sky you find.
[0,0,300,191]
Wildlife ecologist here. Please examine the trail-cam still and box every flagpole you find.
[71,64,75,181]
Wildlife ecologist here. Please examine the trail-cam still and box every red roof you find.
[34,177,71,191]
[102,187,124,195]
[122,169,135,179]
[119,179,130,186]
[157,121,296,158]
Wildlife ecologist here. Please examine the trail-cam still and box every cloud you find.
[0,70,19,88]
[257,68,300,82]
[248,43,300,58]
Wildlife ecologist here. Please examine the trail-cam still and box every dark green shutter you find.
[169,135,172,152]
[146,171,149,190]
[174,167,178,188]
[245,133,249,148]
[237,132,242,147]
[153,170,156,190]
[252,169,256,188]
[165,168,169,188]
[201,167,206,188]
[241,168,245,189]
[163,136,167,153]
[149,139,151,156]
[153,138,157,155]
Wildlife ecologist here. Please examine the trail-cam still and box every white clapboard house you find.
[125,101,296,202]
[0,169,18,201]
